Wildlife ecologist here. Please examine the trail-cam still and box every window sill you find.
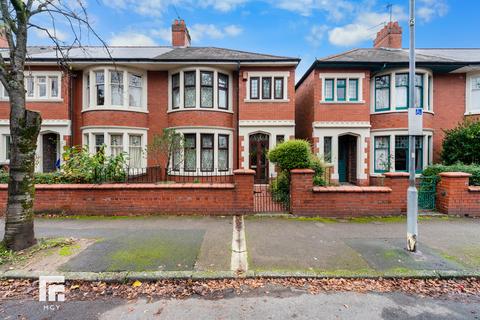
[372,109,434,115]
[244,99,290,103]
[370,172,423,178]
[465,111,480,116]
[82,107,149,114]
[167,108,233,114]
[320,100,365,104]
[0,98,64,103]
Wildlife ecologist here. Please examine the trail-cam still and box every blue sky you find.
[28,0,479,78]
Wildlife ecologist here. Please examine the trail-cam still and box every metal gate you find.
[417,176,438,210]
[253,180,290,213]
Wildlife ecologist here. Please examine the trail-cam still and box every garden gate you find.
[417,176,438,210]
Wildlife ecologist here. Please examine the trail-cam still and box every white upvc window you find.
[82,128,147,169]
[0,72,62,101]
[245,71,289,102]
[169,128,233,175]
[168,67,233,112]
[84,66,147,112]
[320,73,364,103]
[466,74,480,115]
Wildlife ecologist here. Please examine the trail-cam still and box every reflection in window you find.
[262,77,271,99]
[95,71,105,106]
[250,77,259,99]
[395,73,408,109]
[218,73,228,109]
[323,137,332,163]
[274,77,283,99]
[324,79,334,101]
[49,76,59,97]
[374,136,390,172]
[129,135,142,168]
[95,134,105,153]
[348,79,358,101]
[336,79,346,101]
[110,134,123,157]
[172,73,180,109]
[25,76,34,97]
[128,73,142,107]
[110,71,123,105]
[375,75,390,111]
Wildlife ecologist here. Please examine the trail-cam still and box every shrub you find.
[270,171,290,204]
[441,121,480,165]
[268,140,311,171]
[422,163,480,186]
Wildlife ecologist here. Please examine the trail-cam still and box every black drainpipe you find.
[236,61,240,170]
[68,70,75,147]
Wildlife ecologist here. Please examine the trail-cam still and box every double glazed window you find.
[201,134,214,171]
[248,75,286,100]
[375,75,390,111]
[110,134,123,157]
[323,78,359,102]
[4,135,11,161]
[170,69,230,111]
[21,73,61,100]
[374,136,390,172]
[323,137,332,163]
[469,76,480,112]
[393,136,424,172]
[218,135,229,171]
[184,134,196,171]
[85,68,144,109]
[129,135,142,168]
[94,134,105,153]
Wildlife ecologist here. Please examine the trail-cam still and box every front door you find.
[338,140,348,183]
[338,135,357,184]
[42,133,59,173]
[249,133,269,184]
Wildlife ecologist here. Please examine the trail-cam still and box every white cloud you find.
[328,5,407,46]
[417,0,448,22]
[109,32,157,46]
[150,28,171,43]
[189,24,243,41]
[199,0,247,12]
[305,25,328,47]
[33,27,68,42]
[273,0,354,20]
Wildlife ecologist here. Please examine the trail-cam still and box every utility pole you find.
[407,0,421,252]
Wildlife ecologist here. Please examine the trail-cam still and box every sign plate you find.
[408,108,423,135]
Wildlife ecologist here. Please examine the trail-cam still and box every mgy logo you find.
[39,276,65,302]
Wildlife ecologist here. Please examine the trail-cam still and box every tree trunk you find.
[3,88,41,251]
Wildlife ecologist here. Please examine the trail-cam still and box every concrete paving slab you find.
[345,238,464,272]
[60,230,205,272]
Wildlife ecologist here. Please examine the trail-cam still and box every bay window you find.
[129,135,142,168]
[374,136,390,172]
[394,136,408,171]
[184,134,196,172]
[184,71,196,108]
[110,70,123,106]
[415,74,423,109]
[172,73,180,109]
[201,134,214,172]
[110,134,123,157]
[375,75,390,111]
[395,73,408,110]
[218,135,229,171]
[84,67,146,110]
[200,71,213,108]
[95,134,105,153]
[218,73,229,109]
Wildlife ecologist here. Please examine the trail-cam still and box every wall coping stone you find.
[313,186,392,193]
[0,183,235,190]
[383,172,409,178]
[291,169,315,174]
[439,172,472,178]
[468,186,480,192]
[233,169,255,175]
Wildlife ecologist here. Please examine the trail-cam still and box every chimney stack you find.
[172,19,191,47]
[373,21,402,49]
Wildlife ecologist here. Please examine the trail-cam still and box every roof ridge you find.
[317,48,360,62]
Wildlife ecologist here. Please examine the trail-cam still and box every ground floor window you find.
[374,136,390,172]
[323,136,332,163]
[394,136,408,172]
[129,135,142,168]
[415,136,424,172]
[4,135,10,161]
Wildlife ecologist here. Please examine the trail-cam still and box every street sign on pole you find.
[407,0,420,252]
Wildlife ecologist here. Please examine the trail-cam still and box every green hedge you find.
[0,172,77,184]
[441,121,480,165]
[422,164,480,186]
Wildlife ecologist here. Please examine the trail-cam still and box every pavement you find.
[0,215,480,277]
[1,291,479,319]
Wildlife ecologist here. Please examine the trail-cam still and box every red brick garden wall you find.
[436,172,480,217]
[290,169,409,217]
[0,169,254,216]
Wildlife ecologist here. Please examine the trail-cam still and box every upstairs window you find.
[375,75,390,111]
[37,76,47,97]
[471,76,480,112]
[200,71,214,108]
[218,73,229,110]
[172,73,180,109]
[25,76,34,98]
[50,76,59,98]
[128,73,142,107]
[274,77,284,99]
[336,79,346,101]
[348,79,358,101]
[322,76,360,102]
[184,71,196,108]
[324,79,334,101]
[95,71,105,106]
[415,74,423,109]
[250,77,260,99]
[110,70,123,106]
[262,77,272,99]
[19,72,61,100]
[395,73,408,110]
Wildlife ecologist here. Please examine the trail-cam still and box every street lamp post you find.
[407,0,421,252]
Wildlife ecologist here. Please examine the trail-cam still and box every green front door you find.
[338,139,348,183]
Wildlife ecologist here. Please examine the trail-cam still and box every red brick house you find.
[296,22,480,186]
[0,20,299,183]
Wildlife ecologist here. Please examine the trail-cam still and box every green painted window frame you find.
[336,78,346,101]
[415,136,424,173]
[324,78,334,101]
[394,135,409,172]
[348,79,358,101]
[374,136,390,173]
[374,75,391,112]
[427,135,432,165]
[427,75,432,111]
[395,73,409,110]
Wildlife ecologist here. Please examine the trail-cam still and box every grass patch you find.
[58,244,81,257]
[0,237,75,266]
